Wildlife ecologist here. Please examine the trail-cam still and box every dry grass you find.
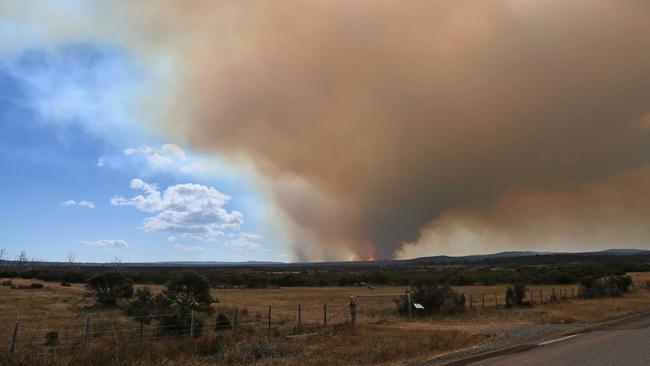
[1,273,650,365]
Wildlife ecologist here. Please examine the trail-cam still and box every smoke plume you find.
[6,1,650,259]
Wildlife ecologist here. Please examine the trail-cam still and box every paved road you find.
[466,313,650,366]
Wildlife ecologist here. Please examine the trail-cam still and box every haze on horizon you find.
[2,1,650,262]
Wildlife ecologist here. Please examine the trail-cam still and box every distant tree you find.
[16,250,28,270]
[67,252,77,268]
[0,248,6,268]
[87,271,134,305]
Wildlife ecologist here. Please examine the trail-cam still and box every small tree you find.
[161,271,213,313]
[505,284,529,307]
[87,271,134,305]
[125,287,159,322]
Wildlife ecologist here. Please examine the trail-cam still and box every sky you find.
[2,1,650,262]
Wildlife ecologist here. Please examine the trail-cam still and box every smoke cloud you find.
[6,1,650,259]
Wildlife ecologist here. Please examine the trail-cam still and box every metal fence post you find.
[83,317,90,348]
[190,311,196,339]
[349,296,357,325]
[323,303,328,326]
[5,321,18,362]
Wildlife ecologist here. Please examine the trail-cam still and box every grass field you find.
[1,274,649,365]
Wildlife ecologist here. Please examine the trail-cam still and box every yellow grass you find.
[1,273,649,365]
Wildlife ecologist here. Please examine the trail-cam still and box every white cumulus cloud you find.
[111,178,243,241]
[80,239,128,249]
[61,200,96,208]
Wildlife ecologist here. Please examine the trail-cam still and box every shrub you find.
[86,271,134,305]
[125,287,159,322]
[1,279,11,286]
[45,331,58,345]
[30,283,44,289]
[404,283,465,315]
[215,313,231,331]
[161,271,213,313]
[579,275,633,299]
[505,284,530,307]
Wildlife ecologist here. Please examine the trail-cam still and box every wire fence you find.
[0,285,605,361]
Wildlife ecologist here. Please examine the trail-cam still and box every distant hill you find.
[10,248,650,268]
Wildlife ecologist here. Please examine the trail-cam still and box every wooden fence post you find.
[350,296,357,325]
[139,318,144,342]
[482,294,485,310]
[407,292,413,320]
[571,288,575,298]
[323,303,327,326]
[5,321,18,362]
[268,305,272,335]
[379,296,382,319]
[298,304,302,328]
[83,317,90,347]
[233,308,238,330]
[494,293,498,308]
[469,294,473,309]
[190,311,196,339]
[539,290,543,304]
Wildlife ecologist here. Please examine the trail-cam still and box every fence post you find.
[323,303,327,326]
[298,304,302,328]
[379,296,382,319]
[482,294,485,310]
[539,290,543,304]
[349,296,357,325]
[406,292,413,320]
[233,308,238,330]
[268,305,272,335]
[139,318,144,342]
[571,288,575,298]
[5,321,18,362]
[469,294,473,309]
[83,317,90,348]
[190,311,196,339]
[494,293,498,308]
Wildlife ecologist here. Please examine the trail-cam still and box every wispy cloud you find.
[61,200,95,208]
[173,244,204,252]
[224,232,265,253]
[80,239,128,249]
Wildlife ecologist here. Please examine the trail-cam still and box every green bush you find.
[86,271,134,305]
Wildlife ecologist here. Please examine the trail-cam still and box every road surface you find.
[462,313,650,366]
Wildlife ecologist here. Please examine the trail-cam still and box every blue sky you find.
[0,43,288,263]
